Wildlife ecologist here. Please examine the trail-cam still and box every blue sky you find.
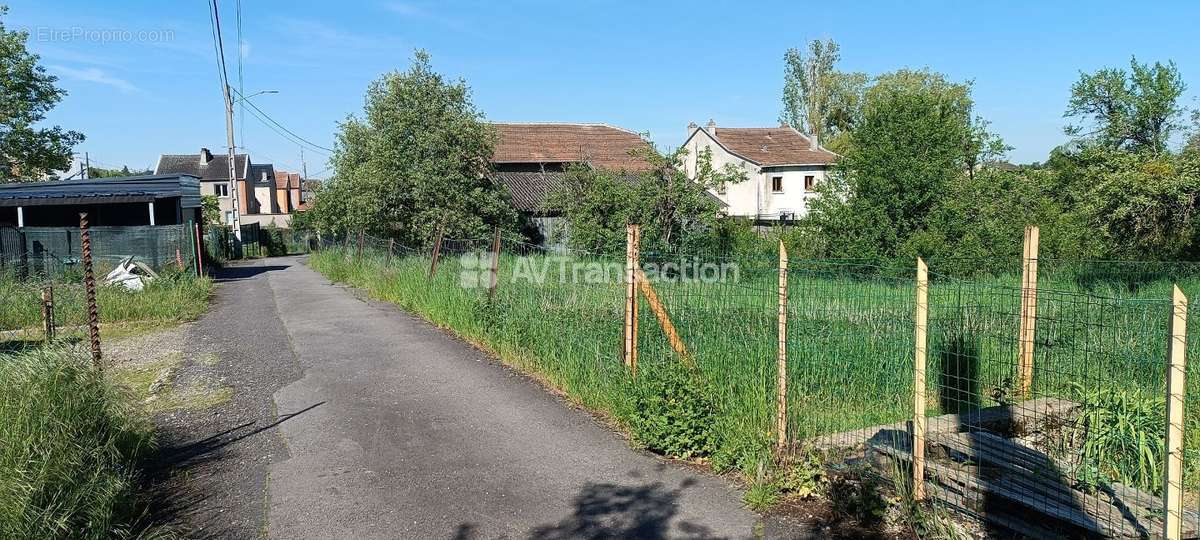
[7,1,1199,176]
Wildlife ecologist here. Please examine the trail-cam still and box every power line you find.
[233,88,335,154]
[235,0,245,148]
[237,100,332,157]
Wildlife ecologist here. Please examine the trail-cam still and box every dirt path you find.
[156,256,805,539]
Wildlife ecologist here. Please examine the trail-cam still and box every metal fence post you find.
[80,213,102,368]
[913,257,929,501]
[1018,225,1040,397]
[41,284,55,343]
[776,240,789,451]
[1164,285,1188,540]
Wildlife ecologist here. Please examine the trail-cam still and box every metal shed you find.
[0,174,202,227]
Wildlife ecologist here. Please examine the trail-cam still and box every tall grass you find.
[310,244,1200,493]
[0,347,159,538]
[0,270,213,338]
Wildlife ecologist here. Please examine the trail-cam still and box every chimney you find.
[809,130,819,151]
[705,119,717,136]
[688,122,697,138]
[199,148,213,164]
[262,170,268,182]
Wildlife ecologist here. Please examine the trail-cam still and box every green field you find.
[310,242,1200,495]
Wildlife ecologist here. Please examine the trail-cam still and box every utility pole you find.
[211,0,242,241]
[301,148,307,180]
[223,83,242,240]
[83,152,90,179]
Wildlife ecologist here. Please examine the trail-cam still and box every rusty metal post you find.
[176,248,184,271]
[41,285,55,343]
[80,213,102,368]
[194,222,204,276]
[487,227,501,301]
[428,224,445,278]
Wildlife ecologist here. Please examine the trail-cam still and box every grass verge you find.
[0,347,162,539]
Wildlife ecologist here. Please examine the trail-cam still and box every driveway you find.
[166,256,787,539]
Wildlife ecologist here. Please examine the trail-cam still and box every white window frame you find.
[215,182,230,198]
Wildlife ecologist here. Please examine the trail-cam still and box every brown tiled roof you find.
[274,171,301,189]
[491,123,653,171]
[707,127,837,166]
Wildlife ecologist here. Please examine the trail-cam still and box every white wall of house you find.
[682,127,829,220]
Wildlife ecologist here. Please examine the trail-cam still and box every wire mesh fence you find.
[308,227,1200,537]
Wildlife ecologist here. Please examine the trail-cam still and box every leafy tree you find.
[305,51,515,245]
[0,6,84,181]
[201,195,221,225]
[781,39,867,154]
[1065,57,1187,155]
[808,69,1005,259]
[87,165,150,178]
[548,146,746,254]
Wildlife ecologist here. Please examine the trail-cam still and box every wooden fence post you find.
[1018,225,1040,397]
[41,285,55,343]
[487,227,501,301]
[913,257,929,501]
[80,213,102,368]
[635,269,692,368]
[356,230,365,259]
[1164,285,1188,540]
[624,224,640,378]
[428,224,445,278]
[776,240,789,451]
[386,238,395,265]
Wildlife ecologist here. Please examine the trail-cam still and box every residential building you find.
[681,120,837,221]
[155,148,300,228]
[488,122,653,242]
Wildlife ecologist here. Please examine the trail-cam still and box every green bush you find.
[0,348,158,538]
[626,361,717,460]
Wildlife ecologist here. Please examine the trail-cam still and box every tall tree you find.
[807,69,1005,259]
[0,6,83,181]
[1065,57,1187,155]
[781,39,866,154]
[306,51,515,245]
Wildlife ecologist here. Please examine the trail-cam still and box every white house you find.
[681,120,837,221]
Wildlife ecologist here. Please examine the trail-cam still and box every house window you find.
[215,183,230,197]
[717,182,727,195]
[771,176,783,193]
[804,175,815,192]
[224,211,234,223]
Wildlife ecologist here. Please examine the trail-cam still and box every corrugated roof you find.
[0,174,202,208]
[491,123,654,171]
[492,170,566,213]
[706,127,837,166]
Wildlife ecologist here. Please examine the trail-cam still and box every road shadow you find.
[148,401,323,474]
[213,264,289,282]
[513,477,717,540]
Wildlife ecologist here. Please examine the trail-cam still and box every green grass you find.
[0,269,213,343]
[309,245,1200,495]
[0,347,162,539]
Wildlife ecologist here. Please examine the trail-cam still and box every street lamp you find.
[234,89,279,103]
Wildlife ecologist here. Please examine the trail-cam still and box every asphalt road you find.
[181,256,787,539]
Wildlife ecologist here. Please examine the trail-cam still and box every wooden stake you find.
[386,238,395,265]
[776,240,789,450]
[635,269,693,369]
[1018,225,1040,397]
[487,227,501,301]
[428,224,445,278]
[1164,285,1188,540]
[624,225,640,377]
[356,230,365,259]
[41,285,55,343]
[913,257,929,501]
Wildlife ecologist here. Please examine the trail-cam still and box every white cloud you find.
[49,65,139,93]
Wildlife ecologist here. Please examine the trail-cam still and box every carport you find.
[0,174,202,227]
